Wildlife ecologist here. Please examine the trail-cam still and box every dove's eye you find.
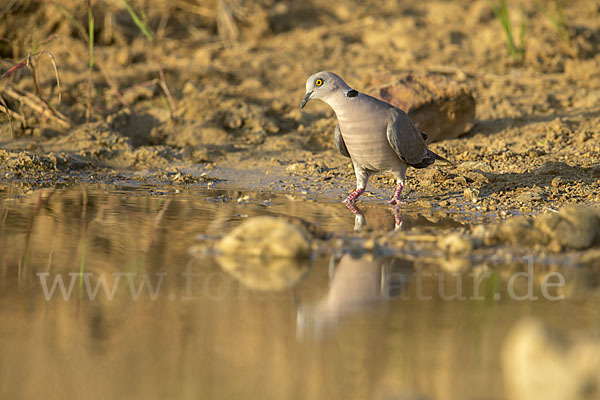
[315,78,323,87]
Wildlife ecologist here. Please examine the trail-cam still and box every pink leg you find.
[343,188,364,204]
[387,183,404,205]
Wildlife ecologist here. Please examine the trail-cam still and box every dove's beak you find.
[300,91,313,109]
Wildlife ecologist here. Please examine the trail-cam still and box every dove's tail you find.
[406,149,454,169]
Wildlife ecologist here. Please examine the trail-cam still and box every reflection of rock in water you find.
[297,253,412,340]
[503,318,600,400]
[216,216,311,258]
[214,216,312,291]
[216,255,309,291]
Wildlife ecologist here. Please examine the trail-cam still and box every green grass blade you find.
[519,9,527,61]
[55,4,88,41]
[120,0,154,42]
[488,0,525,63]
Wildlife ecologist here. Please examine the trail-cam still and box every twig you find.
[0,50,64,132]
[0,59,27,80]
[327,17,376,34]
[0,93,16,139]
[217,0,239,43]
[98,63,129,108]
[28,56,47,123]
[155,58,175,116]
[122,78,159,92]
[3,86,71,128]
[34,50,62,105]
[168,0,215,18]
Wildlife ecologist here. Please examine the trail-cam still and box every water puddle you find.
[1,186,599,400]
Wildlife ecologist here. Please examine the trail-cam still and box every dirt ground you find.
[1,0,600,215]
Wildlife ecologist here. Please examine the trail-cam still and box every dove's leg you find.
[388,166,407,205]
[344,164,370,204]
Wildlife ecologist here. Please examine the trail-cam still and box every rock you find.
[502,318,600,400]
[480,206,600,251]
[459,160,493,173]
[216,216,311,258]
[515,188,545,203]
[463,187,479,202]
[551,177,562,187]
[535,206,600,250]
[368,72,476,142]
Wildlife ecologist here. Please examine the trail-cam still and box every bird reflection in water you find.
[344,201,403,231]
[296,253,413,340]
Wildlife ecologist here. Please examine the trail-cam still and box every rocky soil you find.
[1,0,600,260]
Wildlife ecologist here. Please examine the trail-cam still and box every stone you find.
[515,188,545,203]
[551,177,562,187]
[479,206,600,251]
[368,72,476,142]
[463,187,480,202]
[216,216,311,258]
[535,206,600,250]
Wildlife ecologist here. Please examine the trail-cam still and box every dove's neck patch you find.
[345,89,358,98]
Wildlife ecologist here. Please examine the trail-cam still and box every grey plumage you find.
[334,125,350,158]
[301,71,452,204]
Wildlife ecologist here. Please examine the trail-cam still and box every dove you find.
[300,71,452,204]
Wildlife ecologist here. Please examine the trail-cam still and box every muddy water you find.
[0,186,599,400]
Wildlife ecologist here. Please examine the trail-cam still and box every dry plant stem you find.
[0,59,27,80]
[121,78,159,95]
[98,64,129,108]
[28,59,47,124]
[155,56,175,116]
[33,50,62,105]
[327,17,376,34]
[217,0,239,44]
[0,50,63,136]
[3,86,71,128]
[0,93,17,139]
[169,0,215,18]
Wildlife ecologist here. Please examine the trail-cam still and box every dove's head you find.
[300,71,352,109]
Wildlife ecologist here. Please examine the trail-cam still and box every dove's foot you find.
[387,183,404,205]
[343,188,364,204]
[386,198,405,205]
